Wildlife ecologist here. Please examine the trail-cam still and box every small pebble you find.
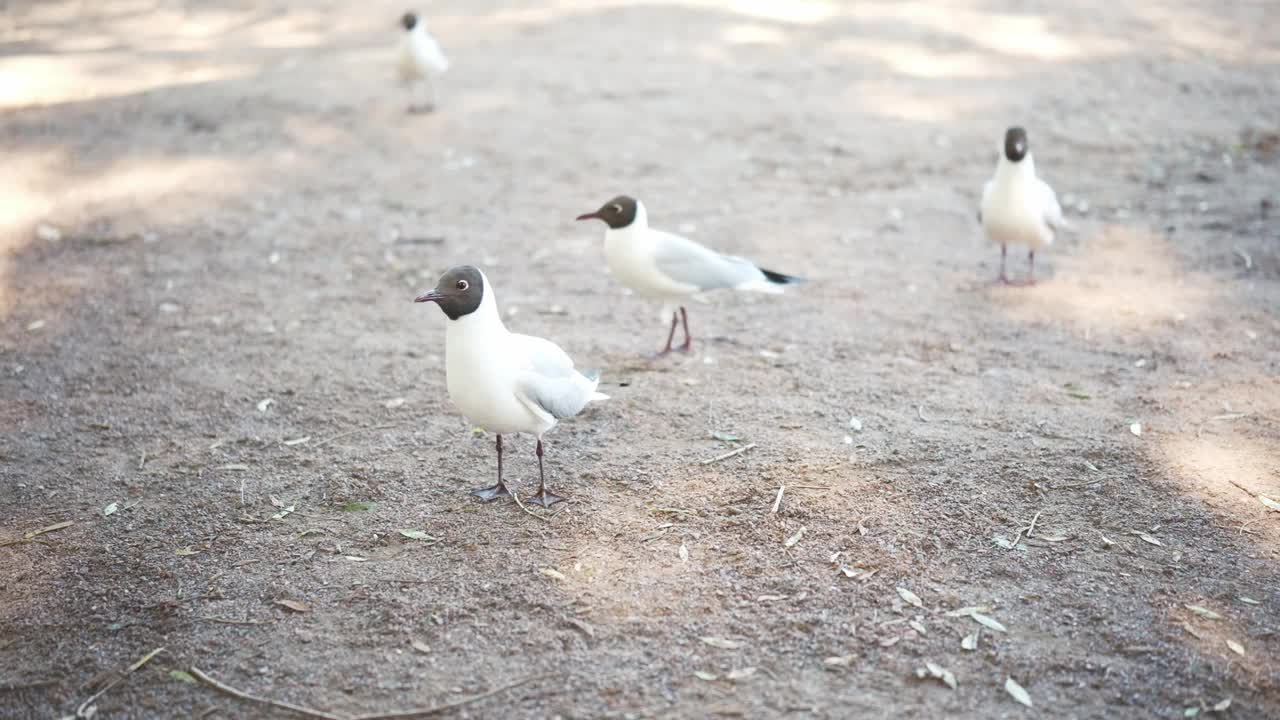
[35,223,62,242]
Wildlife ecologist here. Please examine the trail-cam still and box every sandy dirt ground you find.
[2,1,1279,718]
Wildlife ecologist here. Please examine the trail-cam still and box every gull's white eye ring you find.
[609,203,623,214]
[456,280,469,291]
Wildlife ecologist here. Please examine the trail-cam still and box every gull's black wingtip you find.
[759,268,807,285]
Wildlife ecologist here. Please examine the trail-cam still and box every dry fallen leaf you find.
[679,542,689,563]
[784,526,806,548]
[969,612,1008,633]
[1213,698,1231,712]
[539,568,566,581]
[961,632,978,651]
[275,599,309,613]
[945,606,990,617]
[1005,677,1033,707]
[384,397,406,409]
[1129,422,1143,436]
[1181,622,1203,639]
[283,436,311,446]
[1259,495,1280,512]
[897,587,924,609]
[24,520,74,539]
[726,667,757,681]
[757,594,788,603]
[909,620,927,636]
[1238,597,1260,605]
[270,505,295,521]
[566,618,594,638]
[823,655,855,667]
[175,546,203,557]
[1133,531,1164,547]
[410,639,431,654]
[693,671,718,682]
[257,398,274,413]
[839,567,877,582]
[1100,533,1115,547]
[398,529,434,541]
[919,661,956,689]
[1185,604,1222,620]
[102,503,118,517]
[879,636,900,648]
[1226,640,1245,656]
[700,636,743,650]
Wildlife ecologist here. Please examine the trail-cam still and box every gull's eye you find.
[456,280,469,291]
[609,203,623,214]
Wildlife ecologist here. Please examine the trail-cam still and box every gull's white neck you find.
[446,275,507,341]
[994,152,1037,187]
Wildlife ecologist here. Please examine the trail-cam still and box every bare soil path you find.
[2,1,1278,718]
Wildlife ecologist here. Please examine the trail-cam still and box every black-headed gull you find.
[979,127,1068,285]
[398,11,449,114]
[576,195,803,355]
[415,266,608,507]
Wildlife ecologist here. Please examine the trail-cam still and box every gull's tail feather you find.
[735,266,806,294]
[760,267,806,285]
[582,369,610,403]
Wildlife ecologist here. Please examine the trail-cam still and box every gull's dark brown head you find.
[1004,127,1029,163]
[414,265,484,320]
[575,195,638,229]
[401,12,418,31]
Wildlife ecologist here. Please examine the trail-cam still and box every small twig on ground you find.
[510,492,552,522]
[138,450,147,471]
[351,673,556,720]
[792,485,832,491]
[1,520,75,548]
[1025,511,1042,538]
[311,424,402,449]
[190,667,345,720]
[198,617,269,626]
[1010,511,1043,549]
[771,485,785,515]
[76,647,165,718]
[1233,246,1253,270]
[702,443,757,465]
[1053,479,1103,491]
[1228,479,1259,498]
[0,678,58,691]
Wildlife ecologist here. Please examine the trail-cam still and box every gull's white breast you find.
[399,31,449,82]
[604,226,698,299]
[981,179,1054,250]
[445,322,551,436]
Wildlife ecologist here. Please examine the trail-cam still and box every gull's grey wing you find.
[512,334,595,420]
[651,230,764,291]
[1037,178,1067,233]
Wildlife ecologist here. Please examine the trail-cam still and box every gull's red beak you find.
[575,211,601,221]
[414,289,445,303]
